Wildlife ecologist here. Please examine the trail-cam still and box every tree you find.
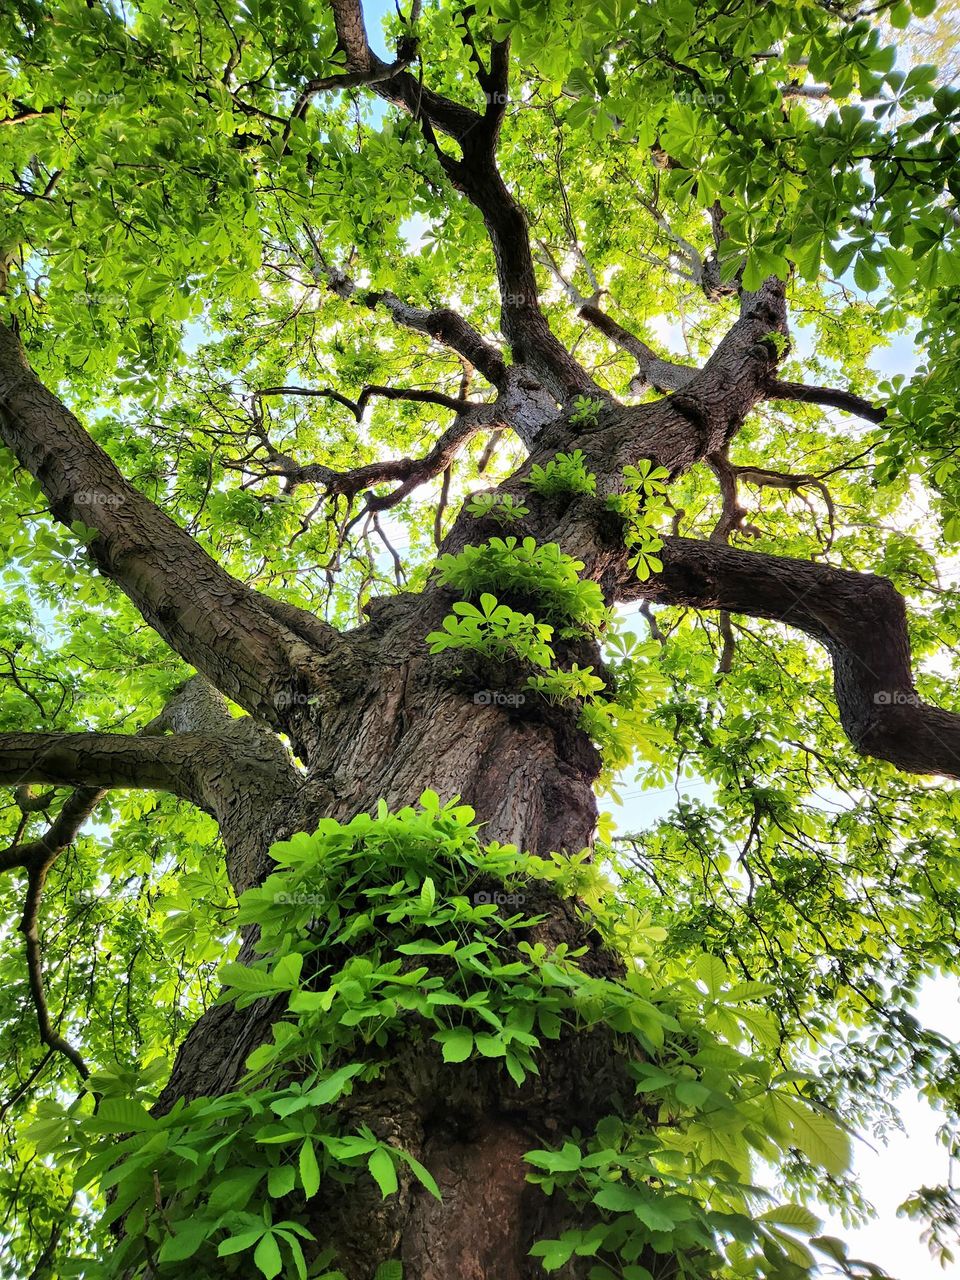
[2,0,960,1275]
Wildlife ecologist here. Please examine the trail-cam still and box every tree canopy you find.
[2,0,960,1277]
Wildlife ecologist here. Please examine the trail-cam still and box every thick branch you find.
[318,258,508,388]
[621,537,960,779]
[706,449,756,544]
[328,0,481,143]
[257,403,499,505]
[0,731,240,809]
[0,322,350,734]
[0,786,103,876]
[21,864,88,1080]
[533,241,696,395]
[324,0,598,401]
[765,378,885,423]
[578,303,696,394]
[255,383,473,420]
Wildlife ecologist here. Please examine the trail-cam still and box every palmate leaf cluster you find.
[433,536,607,631]
[30,796,858,1280]
[427,534,670,785]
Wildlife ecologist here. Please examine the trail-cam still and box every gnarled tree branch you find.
[579,303,697,394]
[765,378,885,423]
[619,536,960,779]
[0,322,352,742]
[324,0,599,402]
[254,382,474,421]
[251,401,501,508]
[533,239,696,394]
[313,251,508,389]
[0,731,245,812]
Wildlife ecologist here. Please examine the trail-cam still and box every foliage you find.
[429,540,669,786]
[568,397,605,428]
[607,462,672,581]
[29,796,856,1279]
[425,591,556,667]
[482,0,960,295]
[874,290,960,540]
[465,492,531,523]
[1,0,960,1272]
[433,537,606,632]
[526,663,606,705]
[526,449,598,498]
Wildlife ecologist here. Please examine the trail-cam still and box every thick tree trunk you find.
[155,676,611,1278]
[146,286,790,1277]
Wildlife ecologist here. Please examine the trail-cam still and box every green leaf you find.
[299,1138,321,1199]
[397,1150,442,1201]
[368,1147,399,1197]
[435,1026,474,1063]
[157,1220,212,1262]
[758,1203,821,1232]
[373,1263,403,1280]
[254,1231,284,1279]
[267,1165,297,1199]
[219,1228,267,1257]
[768,1095,851,1174]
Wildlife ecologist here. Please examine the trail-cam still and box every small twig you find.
[434,465,452,547]
[21,863,90,1080]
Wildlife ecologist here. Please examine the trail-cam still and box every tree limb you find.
[0,732,245,814]
[21,862,89,1080]
[323,0,599,401]
[619,537,960,779]
[0,786,103,876]
[8,787,105,1080]
[0,677,299,1083]
[765,378,885,423]
[0,101,58,127]
[533,239,696,395]
[252,401,500,505]
[314,251,508,388]
[578,303,697,394]
[254,383,473,420]
[0,322,351,735]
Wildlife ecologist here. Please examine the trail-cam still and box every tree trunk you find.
[154,603,608,1278]
[129,283,789,1278]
